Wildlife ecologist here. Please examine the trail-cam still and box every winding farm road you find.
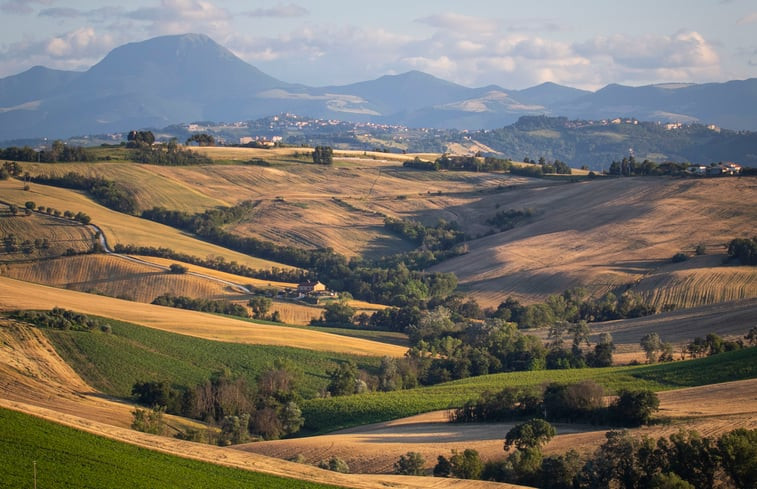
[89,221,252,294]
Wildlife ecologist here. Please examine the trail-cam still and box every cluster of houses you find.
[688,162,742,176]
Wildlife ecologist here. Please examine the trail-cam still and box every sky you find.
[0,0,755,90]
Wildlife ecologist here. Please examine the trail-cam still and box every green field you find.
[0,408,343,489]
[42,317,382,399]
[300,347,757,434]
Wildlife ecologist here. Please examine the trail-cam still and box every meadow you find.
[42,316,383,399]
[0,408,343,489]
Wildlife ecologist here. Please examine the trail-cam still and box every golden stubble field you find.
[0,178,293,271]
[0,276,406,357]
[430,177,757,307]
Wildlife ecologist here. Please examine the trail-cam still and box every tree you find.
[504,419,556,451]
[394,451,425,475]
[218,413,251,445]
[640,332,662,363]
[449,449,483,479]
[312,145,334,165]
[540,450,583,489]
[717,428,757,489]
[318,456,350,473]
[127,130,155,148]
[612,389,659,426]
[186,133,215,146]
[327,360,359,396]
[248,296,272,319]
[320,302,355,327]
[24,201,35,210]
[650,473,694,489]
[131,405,165,434]
[168,263,188,274]
[433,455,452,477]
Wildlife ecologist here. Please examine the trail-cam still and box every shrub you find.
[394,451,425,475]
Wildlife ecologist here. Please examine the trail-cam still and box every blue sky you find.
[0,0,755,89]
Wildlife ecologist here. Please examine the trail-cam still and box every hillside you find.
[429,177,757,307]
[0,276,406,357]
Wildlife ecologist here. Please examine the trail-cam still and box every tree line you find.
[30,172,137,214]
[151,294,248,318]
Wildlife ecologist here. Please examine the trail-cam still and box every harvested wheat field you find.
[431,177,757,307]
[18,161,227,212]
[634,255,757,309]
[0,276,405,357]
[0,178,293,271]
[0,209,95,260]
[1,254,239,302]
[0,319,522,489]
[238,379,757,475]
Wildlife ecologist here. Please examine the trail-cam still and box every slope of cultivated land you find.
[522,298,757,363]
[19,161,228,212]
[430,177,757,307]
[130,255,297,289]
[0,276,406,357]
[634,255,757,309]
[2,255,235,302]
[0,209,95,260]
[239,378,757,474]
[0,178,294,271]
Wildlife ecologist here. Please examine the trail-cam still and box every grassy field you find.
[299,347,757,434]
[0,408,343,489]
[41,316,383,399]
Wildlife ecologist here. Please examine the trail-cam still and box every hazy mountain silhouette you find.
[1,33,755,140]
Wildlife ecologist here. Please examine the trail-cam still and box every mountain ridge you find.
[1,33,756,140]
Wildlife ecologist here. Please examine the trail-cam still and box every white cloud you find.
[244,3,309,18]
[415,12,500,34]
[736,12,757,25]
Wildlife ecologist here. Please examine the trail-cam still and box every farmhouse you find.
[297,281,326,295]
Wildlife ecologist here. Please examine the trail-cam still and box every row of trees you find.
[12,308,111,333]
[30,172,137,214]
[151,294,248,318]
[451,381,660,427]
[403,155,571,176]
[0,142,93,163]
[728,237,757,265]
[608,156,690,176]
[433,427,757,489]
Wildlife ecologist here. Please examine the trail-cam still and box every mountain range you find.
[1,33,756,141]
